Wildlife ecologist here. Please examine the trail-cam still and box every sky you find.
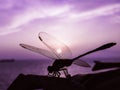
[0,0,120,61]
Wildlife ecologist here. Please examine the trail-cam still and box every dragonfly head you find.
[47,66,54,73]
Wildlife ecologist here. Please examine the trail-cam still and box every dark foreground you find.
[7,62,120,90]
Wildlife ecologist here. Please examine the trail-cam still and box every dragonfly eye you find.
[56,48,62,54]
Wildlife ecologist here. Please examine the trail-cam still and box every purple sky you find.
[0,0,120,61]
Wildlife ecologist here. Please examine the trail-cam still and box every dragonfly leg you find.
[53,71,61,77]
[48,72,54,77]
[48,71,61,77]
[55,71,61,77]
[62,68,71,78]
[48,72,51,76]
[53,71,56,77]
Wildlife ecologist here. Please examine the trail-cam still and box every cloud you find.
[8,3,120,29]
[0,0,71,36]
[0,28,21,36]
[0,0,120,36]
[67,4,120,21]
[9,5,71,29]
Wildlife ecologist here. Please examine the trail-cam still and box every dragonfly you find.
[20,32,116,78]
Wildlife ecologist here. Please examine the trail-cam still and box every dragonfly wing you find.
[73,59,91,67]
[38,32,72,59]
[20,43,58,59]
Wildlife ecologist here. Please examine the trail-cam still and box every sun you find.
[56,48,62,54]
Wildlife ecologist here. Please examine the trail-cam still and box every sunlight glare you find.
[56,48,62,54]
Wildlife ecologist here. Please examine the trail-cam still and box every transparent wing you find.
[73,59,91,67]
[38,32,72,59]
[20,43,58,59]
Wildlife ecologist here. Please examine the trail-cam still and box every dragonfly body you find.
[53,59,73,68]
